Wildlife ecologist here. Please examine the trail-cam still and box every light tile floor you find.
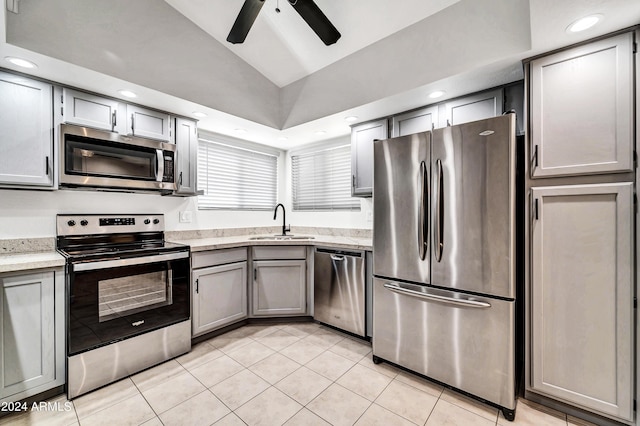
[0,322,597,426]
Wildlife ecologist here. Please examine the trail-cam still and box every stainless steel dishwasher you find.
[313,247,365,337]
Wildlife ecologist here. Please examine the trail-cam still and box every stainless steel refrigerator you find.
[372,114,517,420]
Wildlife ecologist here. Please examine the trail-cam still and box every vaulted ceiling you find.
[2,0,639,148]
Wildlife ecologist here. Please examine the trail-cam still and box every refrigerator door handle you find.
[383,283,491,308]
[434,159,444,262]
[418,161,429,260]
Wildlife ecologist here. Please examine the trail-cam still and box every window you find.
[291,143,360,211]
[198,136,278,210]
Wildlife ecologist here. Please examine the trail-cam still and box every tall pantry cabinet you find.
[524,30,636,425]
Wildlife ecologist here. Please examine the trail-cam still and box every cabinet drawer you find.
[192,248,247,269]
[252,246,306,260]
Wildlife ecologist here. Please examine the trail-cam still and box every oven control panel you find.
[57,214,165,236]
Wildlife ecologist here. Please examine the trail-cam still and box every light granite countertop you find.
[0,251,66,274]
[171,234,372,252]
[0,228,372,274]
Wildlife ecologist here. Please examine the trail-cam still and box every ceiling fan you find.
[226,0,341,46]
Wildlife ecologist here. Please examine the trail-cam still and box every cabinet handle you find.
[112,111,117,130]
[532,145,538,169]
[45,156,50,176]
[254,268,257,281]
[195,278,199,294]
[131,114,135,133]
[533,198,539,221]
[352,175,356,189]
[179,172,183,186]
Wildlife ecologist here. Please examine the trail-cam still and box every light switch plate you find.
[179,211,192,223]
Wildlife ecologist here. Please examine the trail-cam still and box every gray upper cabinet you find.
[391,106,437,137]
[62,88,122,132]
[0,72,54,188]
[1,270,65,403]
[126,104,172,141]
[351,119,388,197]
[439,88,504,128]
[530,183,633,423]
[174,118,198,196]
[529,32,634,178]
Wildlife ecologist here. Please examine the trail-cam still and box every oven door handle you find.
[72,251,189,272]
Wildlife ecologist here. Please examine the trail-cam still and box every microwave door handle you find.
[156,149,164,182]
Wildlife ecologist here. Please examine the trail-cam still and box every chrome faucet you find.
[273,203,290,236]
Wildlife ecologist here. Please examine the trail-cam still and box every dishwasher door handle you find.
[330,254,345,261]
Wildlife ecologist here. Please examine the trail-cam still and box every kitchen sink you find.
[248,235,315,240]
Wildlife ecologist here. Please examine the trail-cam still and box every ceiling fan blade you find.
[227,0,266,44]
[288,0,341,46]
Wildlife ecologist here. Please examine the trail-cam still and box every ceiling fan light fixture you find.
[567,14,602,33]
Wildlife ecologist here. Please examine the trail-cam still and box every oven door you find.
[67,250,190,356]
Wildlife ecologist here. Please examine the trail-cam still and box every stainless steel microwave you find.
[59,124,176,193]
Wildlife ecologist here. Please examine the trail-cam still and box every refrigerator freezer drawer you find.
[373,278,515,410]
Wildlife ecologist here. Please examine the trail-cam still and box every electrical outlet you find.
[179,211,192,223]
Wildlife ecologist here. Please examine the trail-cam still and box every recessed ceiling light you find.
[192,111,207,118]
[277,136,289,141]
[429,90,446,99]
[234,128,247,134]
[118,90,137,98]
[4,56,37,69]
[314,131,327,136]
[344,116,359,122]
[567,14,602,33]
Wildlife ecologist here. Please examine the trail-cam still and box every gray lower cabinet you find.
[0,269,65,402]
[191,248,248,336]
[351,119,388,197]
[62,87,122,132]
[252,246,307,316]
[174,118,198,196]
[0,72,54,188]
[529,183,634,423]
[529,32,633,178]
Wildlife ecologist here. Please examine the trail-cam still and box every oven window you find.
[65,138,156,180]
[68,257,190,355]
[98,270,171,322]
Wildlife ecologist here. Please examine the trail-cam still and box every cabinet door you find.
[351,119,388,197]
[530,183,633,422]
[126,105,171,141]
[0,272,55,398]
[174,118,198,195]
[391,106,437,137]
[0,72,53,187]
[192,262,247,336]
[530,32,633,178]
[439,88,503,127]
[253,260,306,316]
[62,88,121,132]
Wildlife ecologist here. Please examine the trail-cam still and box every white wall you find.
[0,136,372,239]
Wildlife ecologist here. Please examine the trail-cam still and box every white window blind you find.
[292,144,360,211]
[198,139,277,210]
